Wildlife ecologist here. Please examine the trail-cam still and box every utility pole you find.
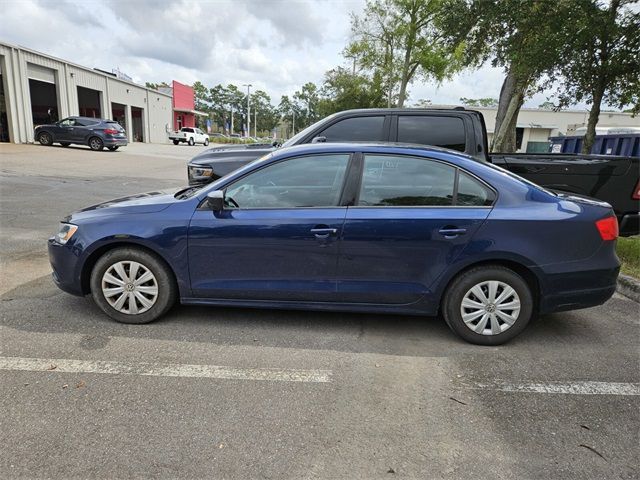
[254,108,257,137]
[243,84,252,138]
[230,106,234,134]
[292,110,295,137]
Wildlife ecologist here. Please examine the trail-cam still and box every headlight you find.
[55,223,78,245]
[189,165,213,178]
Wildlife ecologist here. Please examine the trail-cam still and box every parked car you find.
[48,143,620,345]
[169,127,209,146]
[35,116,127,151]
[187,108,640,236]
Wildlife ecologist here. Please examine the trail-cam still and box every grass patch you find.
[617,237,640,278]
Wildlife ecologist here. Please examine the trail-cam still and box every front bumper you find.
[48,238,84,296]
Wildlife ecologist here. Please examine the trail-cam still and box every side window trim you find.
[353,153,497,208]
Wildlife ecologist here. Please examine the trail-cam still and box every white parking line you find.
[471,380,640,396]
[0,356,331,383]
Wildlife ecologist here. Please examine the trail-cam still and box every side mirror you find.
[206,190,225,211]
[311,136,326,144]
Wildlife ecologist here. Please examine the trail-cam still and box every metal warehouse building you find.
[0,41,172,144]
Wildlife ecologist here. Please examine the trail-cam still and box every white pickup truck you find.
[169,127,209,146]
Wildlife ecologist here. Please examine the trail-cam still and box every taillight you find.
[595,216,618,241]
[633,180,640,200]
[103,128,119,135]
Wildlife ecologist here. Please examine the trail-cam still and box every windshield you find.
[281,113,339,148]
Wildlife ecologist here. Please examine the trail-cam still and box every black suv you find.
[34,116,128,151]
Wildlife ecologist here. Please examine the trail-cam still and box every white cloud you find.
[0,0,597,110]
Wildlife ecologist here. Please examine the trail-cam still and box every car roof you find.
[272,141,475,159]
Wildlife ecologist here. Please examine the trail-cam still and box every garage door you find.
[27,63,56,84]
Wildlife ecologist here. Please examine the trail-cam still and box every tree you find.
[192,81,210,113]
[459,97,498,108]
[293,82,321,128]
[251,90,279,135]
[145,81,169,90]
[317,67,387,116]
[556,0,640,153]
[440,0,577,152]
[347,0,462,108]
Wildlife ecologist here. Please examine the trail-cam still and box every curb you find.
[617,274,640,303]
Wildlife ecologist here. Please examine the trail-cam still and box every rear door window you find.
[456,171,496,206]
[318,116,386,142]
[358,154,456,206]
[397,116,466,152]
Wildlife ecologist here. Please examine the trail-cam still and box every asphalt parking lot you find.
[1,142,638,479]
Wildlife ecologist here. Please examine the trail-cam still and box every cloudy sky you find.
[2,0,568,108]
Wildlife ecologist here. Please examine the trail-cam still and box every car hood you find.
[65,188,183,222]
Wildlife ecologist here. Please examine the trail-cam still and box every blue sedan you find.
[48,144,620,345]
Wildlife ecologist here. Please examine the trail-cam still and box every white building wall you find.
[0,41,172,144]
[476,107,640,152]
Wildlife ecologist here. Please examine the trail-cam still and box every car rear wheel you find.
[204,138,209,146]
[442,266,534,345]
[108,146,119,151]
[173,139,180,145]
[38,132,53,146]
[90,247,177,324]
[188,137,195,146]
[88,136,104,151]
[60,142,70,147]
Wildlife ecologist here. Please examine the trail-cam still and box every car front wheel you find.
[204,138,209,146]
[442,266,534,345]
[90,247,177,324]
[38,132,53,146]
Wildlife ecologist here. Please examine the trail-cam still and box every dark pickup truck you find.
[188,108,640,235]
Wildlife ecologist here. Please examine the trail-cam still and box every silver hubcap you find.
[90,139,101,149]
[101,261,158,315]
[460,280,521,336]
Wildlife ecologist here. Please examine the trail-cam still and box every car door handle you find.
[439,227,467,238]
[310,227,337,238]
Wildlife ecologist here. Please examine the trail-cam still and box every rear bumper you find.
[618,213,639,237]
[539,266,619,314]
[104,137,128,147]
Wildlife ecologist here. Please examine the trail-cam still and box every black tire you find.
[88,136,104,151]
[108,146,119,151]
[38,132,53,146]
[60,142,70,147]
[188,137,195,146]
[204,138,209,146]
[442,266,534,346]
[90,247,177,324]
[173,139,180,145]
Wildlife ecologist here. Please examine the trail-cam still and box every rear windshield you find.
[106,121,125,132]
[182,128,194,133]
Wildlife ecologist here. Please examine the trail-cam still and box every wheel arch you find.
[80,240,179,295]
[436,258,542,315]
